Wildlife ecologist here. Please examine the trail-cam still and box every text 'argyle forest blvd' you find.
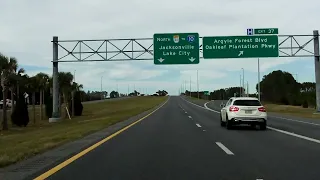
[205,37,277,50]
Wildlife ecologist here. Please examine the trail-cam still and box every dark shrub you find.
[291,99,302,106]
[302,100,308,108]
[280,97,289,105]
[68,91,83,116]
[11,95,29,127]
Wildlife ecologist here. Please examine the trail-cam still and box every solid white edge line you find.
[181,97,220,113]
[204,101,212,110]
[269,115,320,126]
[215,142,234,155]
[182,96,320,145]
[267,127,320,144]
[196,123,202,127]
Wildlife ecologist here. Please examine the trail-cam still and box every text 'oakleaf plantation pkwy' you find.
[203,35,279,59]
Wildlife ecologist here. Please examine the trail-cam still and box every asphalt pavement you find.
[31,96,320,180]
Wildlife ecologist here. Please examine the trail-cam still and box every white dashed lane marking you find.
[215,142,234,155]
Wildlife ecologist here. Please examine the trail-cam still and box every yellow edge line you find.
[34,98,169,180]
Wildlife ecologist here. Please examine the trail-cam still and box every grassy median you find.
[184,96,209,105]
[0,96,167,167]
[263,103,320,119]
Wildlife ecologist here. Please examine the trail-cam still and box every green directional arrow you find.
[153,33,200,65]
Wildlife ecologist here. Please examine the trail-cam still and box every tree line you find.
[0,52,169,130]
[0,53,89,130]
[0,53,126,131]
[184,70,316,108]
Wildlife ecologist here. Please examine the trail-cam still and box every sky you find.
[0,0,319,95]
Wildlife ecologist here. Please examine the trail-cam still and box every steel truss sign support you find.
[50,31,320,121]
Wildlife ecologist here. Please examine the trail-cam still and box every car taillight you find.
[229,106,239,112]
[258,107,266,112]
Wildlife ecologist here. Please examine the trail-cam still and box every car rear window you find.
[233,100,261,106]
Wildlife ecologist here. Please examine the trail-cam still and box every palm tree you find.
[34,73,49,120]
[8,61,25,112]
[0,53,10,130]
[0,55,20,130]
[17,74,30,100]
[70,82,83,117]
[71,82,83,92]
[27,76,39,124]
[58,72,74,118]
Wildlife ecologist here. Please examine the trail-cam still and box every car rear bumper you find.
[229,117,266,125]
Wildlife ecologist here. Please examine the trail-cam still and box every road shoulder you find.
[0,99,168,180]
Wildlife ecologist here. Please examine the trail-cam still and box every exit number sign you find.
[254,28,278,35]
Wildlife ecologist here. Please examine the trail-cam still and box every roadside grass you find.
[0,96,167,168]
[263,103,320,119]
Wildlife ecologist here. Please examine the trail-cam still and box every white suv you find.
[220,97,267,130]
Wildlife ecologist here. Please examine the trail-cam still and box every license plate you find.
[245,110,252,114]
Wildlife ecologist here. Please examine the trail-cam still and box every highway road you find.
[32,96,320,180]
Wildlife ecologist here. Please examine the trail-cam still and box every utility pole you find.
[240,75,242,97]
[314,30,320,112]
[197,70,199,99]
[242,68,245,96]
[74,70,76,82]
[100,76,103,100]
[71,70,76,117]
[117,83,119,94]
[258,58,261,101]
[247,81,249,97]
[189,77,191,97]
[182,83,184,95]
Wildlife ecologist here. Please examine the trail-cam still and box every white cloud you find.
[0,0,319,95]
[106,63,168,80]
[180,70,226,82]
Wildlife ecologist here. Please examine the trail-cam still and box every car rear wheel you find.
[260,122,267,130]
[220,115,225,127]
[226,115,232,130]
[250,124,257,129]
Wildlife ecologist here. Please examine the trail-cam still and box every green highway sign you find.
[204,91,210,95]
[254,28,278,35]
[203,35,279,59]
[153,33,199,65]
